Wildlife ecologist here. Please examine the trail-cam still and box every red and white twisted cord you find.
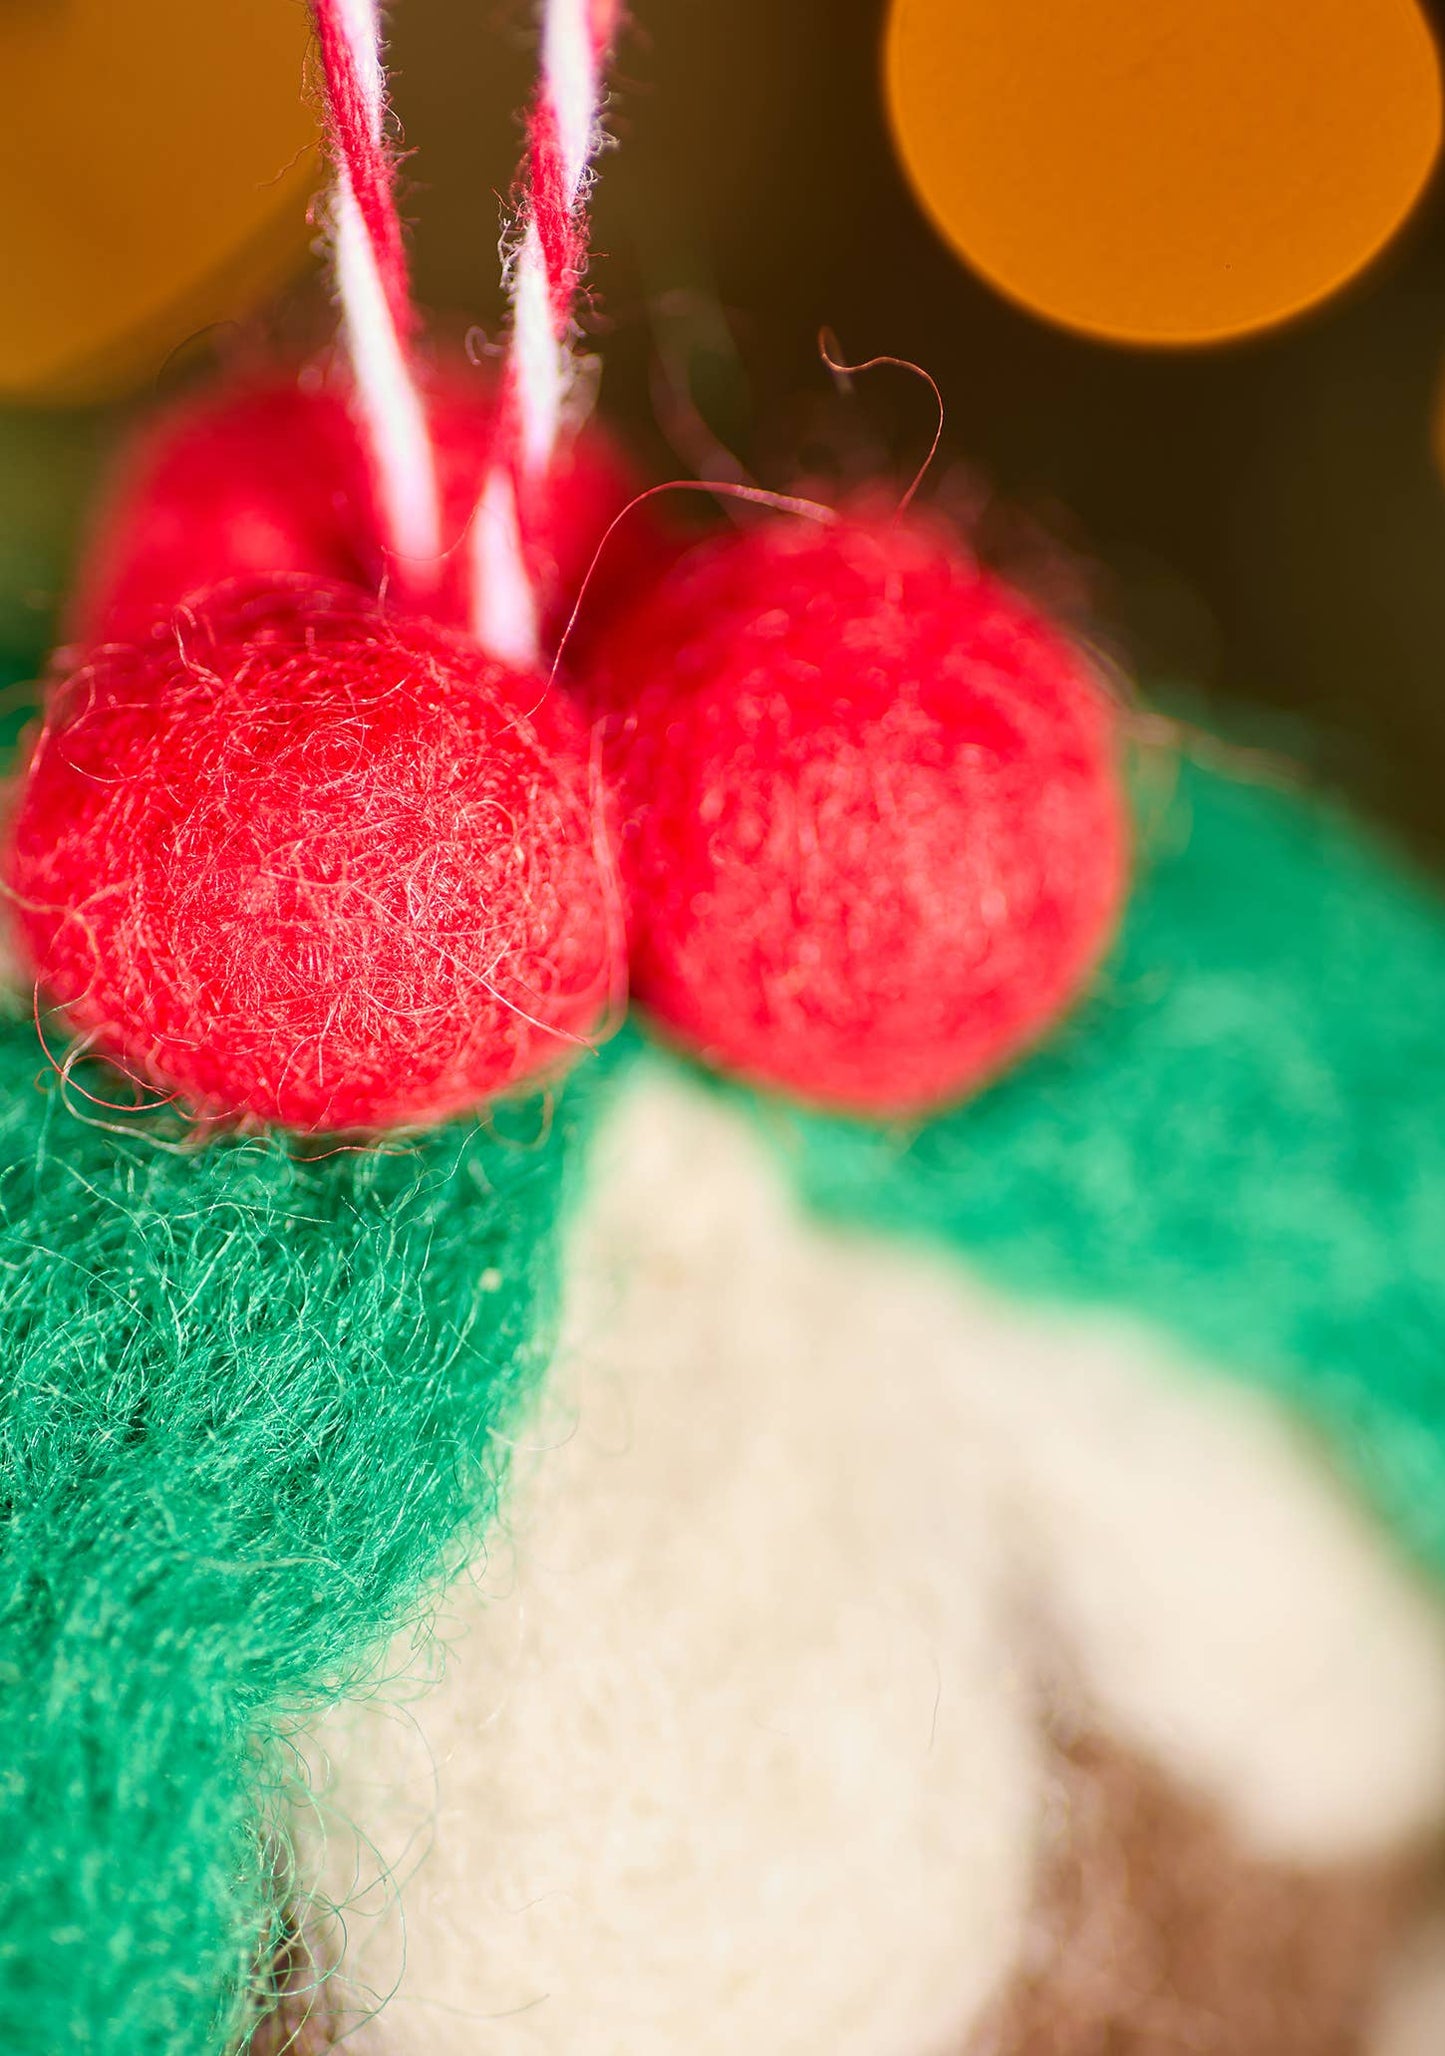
[313,0,442,575]
[472,0,621,665]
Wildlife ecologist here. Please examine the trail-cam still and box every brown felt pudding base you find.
[983,1723,1422,2056]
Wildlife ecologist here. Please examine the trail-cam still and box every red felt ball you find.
[6,577,622,1133]
[68,368,659,656]
[581,506,1129,1114]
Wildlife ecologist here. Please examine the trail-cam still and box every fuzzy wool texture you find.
[66,370,655,654]
[2,715,1445,2051]
[995,1728,1418,2056]
[6,577,621,1131]
[0,998,592,2056]
[304,1060,1044,2055]
[950,1245,1445,1864]
[582,507,1129,1113]
[767,750,1445,1581]
[303,1063,1445,2055]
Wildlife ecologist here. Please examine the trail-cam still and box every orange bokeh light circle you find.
[0,0,318,401]
[886,0,1443,346]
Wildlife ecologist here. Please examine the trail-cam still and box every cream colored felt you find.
[303,1063,1445,2052]
[303,1068,1043,2054]
[962,1294,1445,1864]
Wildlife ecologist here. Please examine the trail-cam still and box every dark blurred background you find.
[7,0,1445,856]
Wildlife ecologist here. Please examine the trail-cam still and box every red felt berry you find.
[67,369,659,656]
[6,577,622,1133]
[581,505,1129,1114]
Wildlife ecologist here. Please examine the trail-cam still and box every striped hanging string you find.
[472,0,622,666]
[312,0,442,578]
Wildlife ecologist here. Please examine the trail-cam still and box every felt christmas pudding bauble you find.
[2,3,1445,2056]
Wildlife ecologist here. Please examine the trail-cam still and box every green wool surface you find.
[760,752,1445,1576]
[0,1023,585,2055]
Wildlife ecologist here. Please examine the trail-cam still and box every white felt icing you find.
[305,1062,1445,2050]
[304,1067,1043,2054]
[957,1299,1445,1864]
